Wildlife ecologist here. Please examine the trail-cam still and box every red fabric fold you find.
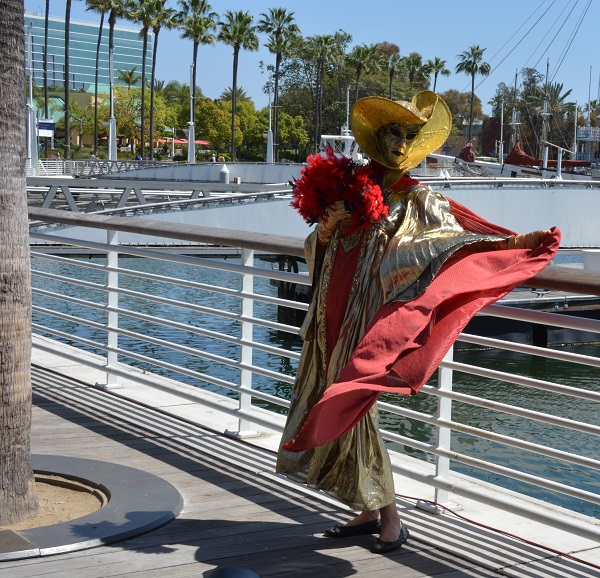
[283,224,561,452]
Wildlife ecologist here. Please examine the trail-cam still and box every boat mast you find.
[509,70,520,149]
[539,60,550,172]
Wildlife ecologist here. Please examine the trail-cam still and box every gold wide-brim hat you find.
[350,90,452,172]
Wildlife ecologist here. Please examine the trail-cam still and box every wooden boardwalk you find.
[1,365,597,578]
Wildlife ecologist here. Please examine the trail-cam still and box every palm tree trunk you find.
[64,0,72,160]
[141,32,148,157]
[43,0,49,159]
[149,30,160,160]
[468,74,475,142]
[274,52,281,162]
[0,0,38,525]
[93,13,104,157]
[192,42,198,127]
[231,49,239,162]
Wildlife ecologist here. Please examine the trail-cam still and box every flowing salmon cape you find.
[283,200,561,452]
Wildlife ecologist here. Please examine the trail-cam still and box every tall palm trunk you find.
[140,31,148,157]
[0,0,38,525]
[93,13,104,157]
[192,41,198,127]
[468,74,475,141]
[230,48,239,162]
[43,0,50,158]
[149,29,161,160]
[64,0,72,160]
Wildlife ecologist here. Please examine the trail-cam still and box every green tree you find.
[118,66,141,88]
[218,10,259,162]
[347,44,382,103]
[127,0,154,156]
[455,44,491,141]
[196,97,235,155]
[404,52,428,89]
[424,56,450,92]
[85,0,112,156]
[257,7,299,162]
[0,0,39,525]
[147,0,177,159]
[176,0,217,143]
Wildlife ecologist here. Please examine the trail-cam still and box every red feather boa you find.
[291,148,388,234]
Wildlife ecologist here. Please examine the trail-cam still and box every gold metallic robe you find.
[276,184,507,509]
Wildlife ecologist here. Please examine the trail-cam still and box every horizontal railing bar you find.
[31,231,311,287]
[113,287,301,336]
[28,206,600,295]
[443,360,600,402]
[33,287,105,312]
[458,333,600,368]
[33,306,107,332]
[420,384,600,436]
[437,418,600,471]
[32,269,107,291]
[33,300,301,364]
[115,326,295,385]
[31,342,288,431]
[29,207,307,259]
[382,428,600,506]
[482,303,600,332]
[31,253,310,313]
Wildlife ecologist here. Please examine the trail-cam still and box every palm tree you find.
[219,86,250,102]
[455,44,491,141]
[64,0,72,160]
[176,0,217,158]
[257,8,299,162]
[308,34,335,152]
[404,52,428,88]
[347,44,382,103]
[0,0,39,525]
[424,56,450,92]
[127,0,154,157]
[118,66,141,88]
[85,0,111,156]
[147,0,177,159]
[218,10,259,162]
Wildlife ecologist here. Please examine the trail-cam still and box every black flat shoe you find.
[370,523,409,554]
[324,519,381,538]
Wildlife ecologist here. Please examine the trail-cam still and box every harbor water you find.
[31,249,599,520]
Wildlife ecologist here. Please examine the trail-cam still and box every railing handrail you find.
[28,206,600,294]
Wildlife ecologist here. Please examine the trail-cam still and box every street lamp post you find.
[108,46,117,161]
[266,77,273,163]
[27,25,39,176]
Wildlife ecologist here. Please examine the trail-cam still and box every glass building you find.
[24,12,152,93]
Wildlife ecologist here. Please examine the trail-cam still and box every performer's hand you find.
[317,201,351,244]
[507,230,549,250]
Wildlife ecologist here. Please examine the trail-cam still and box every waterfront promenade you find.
[1,342,598,577]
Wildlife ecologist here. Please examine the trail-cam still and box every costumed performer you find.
[276,90,561,554]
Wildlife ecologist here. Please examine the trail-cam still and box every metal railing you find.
[28,207,600,541]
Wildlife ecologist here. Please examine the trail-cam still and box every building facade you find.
[25,12,152,93]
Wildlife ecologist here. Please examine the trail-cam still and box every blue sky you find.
[25,0,599,118]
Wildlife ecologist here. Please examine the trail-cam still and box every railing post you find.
[97,229,121,389]
[417,345,461,514]
[227,248,259,438]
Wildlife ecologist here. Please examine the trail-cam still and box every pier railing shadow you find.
[28,206,600,545]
